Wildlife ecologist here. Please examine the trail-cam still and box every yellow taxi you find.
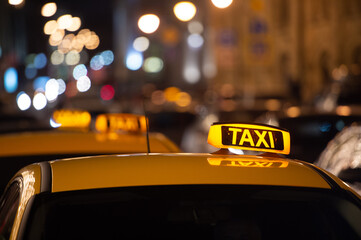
[0,110,179,193]
[1,123,361,240]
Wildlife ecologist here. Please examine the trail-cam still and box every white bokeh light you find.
[184,65,200,83]
[57,79,66,95]
[126,52,143,70]
[77,76,91,92]
[138,14,160,34]
[133,37,150,52]
[16,92,31,111]
[45,78,59,101]
[187,33,204,48]
[33,92,47,110]
[173,2,197,22]
[211,0,233,8]
[73,64,88,80]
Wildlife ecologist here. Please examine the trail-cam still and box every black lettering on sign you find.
[221,126,284,150]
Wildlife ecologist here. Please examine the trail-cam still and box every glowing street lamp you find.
[211,0,233,9]
[8,0,23,5]
[138,14,160,34]
[173,2,197,22]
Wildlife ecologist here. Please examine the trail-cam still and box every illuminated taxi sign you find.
[52,110,91,129]
[208,158,289,168]
[208,123,290,155]
[95,113,147,133]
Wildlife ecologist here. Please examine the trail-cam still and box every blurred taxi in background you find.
[255,112,361,163]
[0,109,179,193]
[1,122,360,240]
[316,123,361,195]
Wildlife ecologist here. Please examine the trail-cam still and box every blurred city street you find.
[1,0,361,157]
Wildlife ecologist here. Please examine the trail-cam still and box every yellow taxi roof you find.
[48,153,331,193]
[0,131,180,157]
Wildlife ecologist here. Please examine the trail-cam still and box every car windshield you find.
[23,185,361,240]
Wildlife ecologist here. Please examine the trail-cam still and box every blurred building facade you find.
[209,0,361,108]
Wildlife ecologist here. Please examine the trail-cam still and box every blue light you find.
[34,53,47,69]
[33,76,50,91]
[73,64,88,80]
[4,67,18,93]
[90,55,104,71]
[101,50,114,65]
[126,51,143,71]
[336,120,345,131]
[25,64,37,79]
[320,122,331,133]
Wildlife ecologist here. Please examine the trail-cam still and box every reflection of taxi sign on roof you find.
[207,158,289,168]
[95,113,147,133]
[208,123,291,154]
[52,109,91,129]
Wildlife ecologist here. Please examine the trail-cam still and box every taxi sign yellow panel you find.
[95,113,147,133]
[208,123,290,154]
[52,109,91,129]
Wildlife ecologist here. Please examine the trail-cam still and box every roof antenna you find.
[143,98,151,154]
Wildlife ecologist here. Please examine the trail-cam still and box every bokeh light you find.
[138,14,160,34]
[33,76,50,91]
[73,64,88,80]
[45,78,59,102]
[143,57,164,73]
[34,53,47,69]
[57,14,73,30]
[57,79,66,95]
[211,0,233,8]
[90,55,104,70]
[151,90,166,105]
[100,84,115,101]
[173,2,197,22]
[65,50,80,65]
[8,0,23,6]
[188,21,203,34]
[133,37,150,52]
[187,33,204,48]
[33,92,47,110]
[77,76,91,92]
[41,2,57,17]
[67,17,82,32]
[16,92,31,111]
[50,50,64,65]
[84,32,100,50]
[126,51,143,70]
[25,65,37,79]
[4,67,18,93]
[286,106,301,118]
[184,65,200,83]
[175,92,192,107]
[49,29,65,46]
[336,106,352,116]
[44,20,58,35]
[100,50,114,65]
[164,87,180,102]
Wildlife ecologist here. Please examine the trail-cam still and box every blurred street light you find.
[138,14,160,34]
[41,2,57,17]
[8,0,23,5]
[173,2,197,22]
[211,0,233,8]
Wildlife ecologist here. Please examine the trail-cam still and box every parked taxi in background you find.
[1,122,361,240]
[0,109,179,193]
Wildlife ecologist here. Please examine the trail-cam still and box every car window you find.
[23,185,361,240]
[0,181,21,240]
